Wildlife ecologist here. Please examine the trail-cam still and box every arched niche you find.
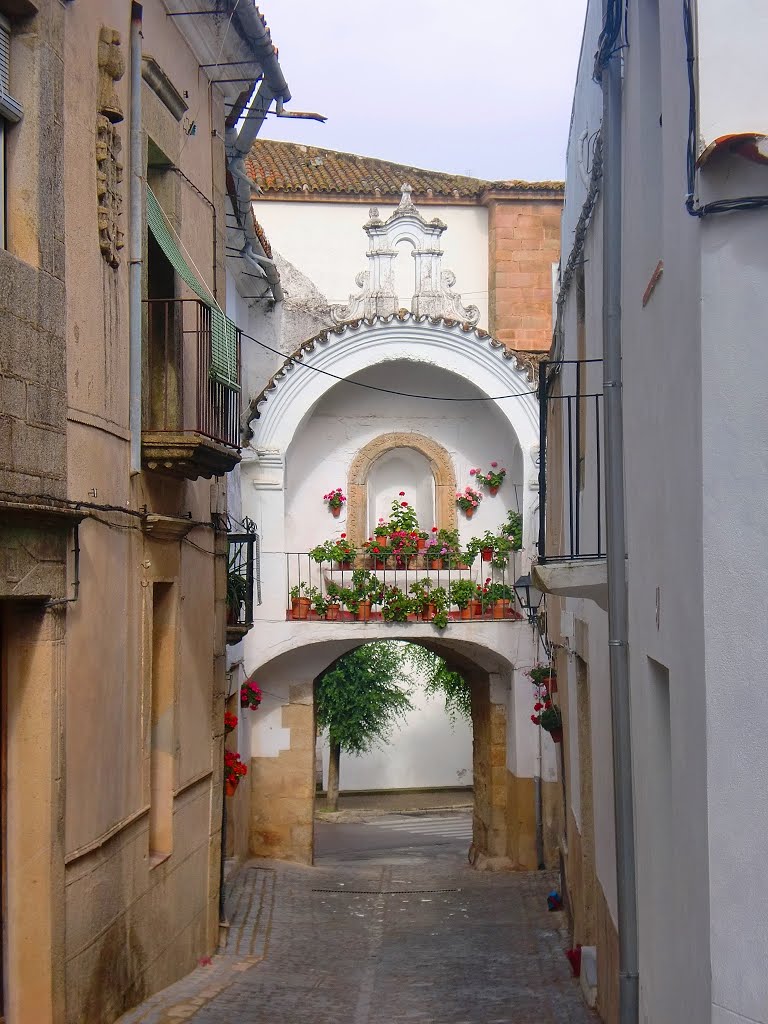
[346,433,457,547]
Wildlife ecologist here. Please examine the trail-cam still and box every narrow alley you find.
[118,815,595,1024]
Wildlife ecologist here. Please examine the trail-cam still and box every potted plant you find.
[500,509,523,551]
[485,580,514,619]
[450,578,480,620]
[373,519,390,543]
[325,581,343,621]
[381,586,412,623]
[348,569,383,622]
[226,567,249,625]
[289,582,318,620]
[455,484,482,519]
[387,492,420,534]
[430,586,450,630]
[323,487,347,518]
[364,538,392,569]
[491,532,514,569]
[424,536,448,569]
[390,530,419,567]
[224,749,248,796]
[240,680,262,709]
[529,664,557,692]
[224,711,238,734]
[409,577,434,619]
[417,529,429,551]
[472,462,507,496]
[531,696,563,743]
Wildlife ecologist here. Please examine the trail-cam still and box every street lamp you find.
[513,574,543,627]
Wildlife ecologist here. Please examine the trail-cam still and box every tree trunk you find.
[327,738,341,811]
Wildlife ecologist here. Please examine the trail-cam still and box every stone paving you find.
[118,843,596,1024]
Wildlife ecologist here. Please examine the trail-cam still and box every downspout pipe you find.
[600,18,639,1024]
[129,3,144,474]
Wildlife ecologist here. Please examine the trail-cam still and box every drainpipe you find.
[129,3,143,474]
[600,17,639,1024]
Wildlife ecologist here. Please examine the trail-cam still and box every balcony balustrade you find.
[142,298,241,480]
[285,551,524,624]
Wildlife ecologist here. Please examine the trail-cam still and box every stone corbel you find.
[248,450,285,491]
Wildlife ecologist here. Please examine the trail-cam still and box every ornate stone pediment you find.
[330,184,480,326]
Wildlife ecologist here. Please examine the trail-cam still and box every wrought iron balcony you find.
[227,522,260,645]
[284,552,524,624]
[535,358,607,606]
[142,298,242,480]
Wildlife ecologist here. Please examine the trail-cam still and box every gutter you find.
[224,3,289,303]
[598,5,639,1021]
[129,2,144,474]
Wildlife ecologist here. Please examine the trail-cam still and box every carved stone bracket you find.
[96,27,125,268]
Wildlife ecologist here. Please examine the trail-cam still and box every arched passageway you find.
[231,628,561,871]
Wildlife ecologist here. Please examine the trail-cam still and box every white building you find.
[536,2,768,1022]
[226,145,565,869]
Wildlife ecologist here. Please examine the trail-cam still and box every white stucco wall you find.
[557,3,768,1023]
[321,680,474,792]
[251,199,489,329]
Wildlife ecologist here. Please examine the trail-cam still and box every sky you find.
[258,0,588,183]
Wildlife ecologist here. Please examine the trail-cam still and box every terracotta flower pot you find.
[355,599,371,622]
[417,537,427,551]
[225,778,238,797]
[429,559,443,570]
[549,726,563,744]
[489,485,499,496]
[469,598,482,618]
[464,505,475,519]
[481,548,493,562]
[459,605,472,620]
[421,602,436,622]
[543,675,557,693]
[492,598,510,620]
[331,505,341,518]
[336,560,352,570]
[455,562,469,570]
[291,597,311,620]
[326,603,340,621]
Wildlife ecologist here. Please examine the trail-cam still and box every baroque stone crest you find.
[330,184,480,326]
[96,27,125,268]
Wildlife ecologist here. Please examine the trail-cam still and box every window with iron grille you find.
[227,524,259,630]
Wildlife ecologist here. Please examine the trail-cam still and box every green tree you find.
[405,645,471,722]
[316,642,413,810]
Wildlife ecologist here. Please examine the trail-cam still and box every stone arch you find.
[346,432,457,547]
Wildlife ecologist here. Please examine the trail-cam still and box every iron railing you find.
[144,298,241,449]
[538,359,605,562]
[227,527,259,629]
[284,552,523,623]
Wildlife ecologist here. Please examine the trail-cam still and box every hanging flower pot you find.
[465,505,475,519]
[224,711,238,734]
[549,727,563,744]
[481,548,493,562]
[225,778,239,797]
[543,674,557,693]
[355,599,371,622]
[489,485,499,497]
[331,505,341,518]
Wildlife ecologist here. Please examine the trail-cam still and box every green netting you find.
[146,185,239,390]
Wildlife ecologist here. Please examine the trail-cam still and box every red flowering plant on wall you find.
[472,462,507,491]
[530,672,562,737]
[224,711,238,734]
[455,485,482,512]
[240,680,262,709]
[224,749,248,787]
[323,488,347,514]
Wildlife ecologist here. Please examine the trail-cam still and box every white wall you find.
[251,199,490,329]
[321,680,473,792]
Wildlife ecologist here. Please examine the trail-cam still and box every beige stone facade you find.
[0,1,281,1020]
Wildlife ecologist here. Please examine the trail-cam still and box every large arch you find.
[346,432,458,547]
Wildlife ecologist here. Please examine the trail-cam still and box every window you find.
[0,14,23,249]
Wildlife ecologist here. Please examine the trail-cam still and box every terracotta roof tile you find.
[245,140,563,200]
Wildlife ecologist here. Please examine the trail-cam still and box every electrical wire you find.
[239,328,538,403]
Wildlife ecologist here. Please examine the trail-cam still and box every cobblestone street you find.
[118,820,595,1024]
